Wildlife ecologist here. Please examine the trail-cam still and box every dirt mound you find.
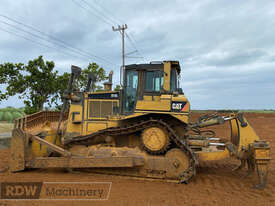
[0,113,274,206]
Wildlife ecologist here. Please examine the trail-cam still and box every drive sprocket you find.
[141,126,170,154]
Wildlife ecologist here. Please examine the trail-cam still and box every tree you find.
[1,56,108,114]
[77,62,108,92]
[2,56,69,114]
[0,62,23,101]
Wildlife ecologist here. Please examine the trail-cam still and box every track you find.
[0,113,274,206]
[66,118,197,183]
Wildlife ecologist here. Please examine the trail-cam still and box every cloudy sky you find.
[0,0,274,109]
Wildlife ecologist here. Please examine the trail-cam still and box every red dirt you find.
[0,113,274,206]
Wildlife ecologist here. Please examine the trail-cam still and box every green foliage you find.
[1,56,69,114]
[77,62,108,92]
[94,85,104,92]
[0,107,25,122]
[1,56,108,114]
[0,62,24,101]
[3,112,12,122]
[114,85,121,91]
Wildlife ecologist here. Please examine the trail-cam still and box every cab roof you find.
[125,60,181,73]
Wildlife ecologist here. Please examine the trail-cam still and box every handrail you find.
[14,111,68,131]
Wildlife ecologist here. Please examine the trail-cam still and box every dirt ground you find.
[0,113,274,206]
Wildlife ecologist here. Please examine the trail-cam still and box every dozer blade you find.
[10,128,26,172]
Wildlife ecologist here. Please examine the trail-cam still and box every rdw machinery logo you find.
[1,182,42,199]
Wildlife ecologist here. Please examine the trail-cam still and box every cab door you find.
[135,69,171,111]
[124,70,138,113]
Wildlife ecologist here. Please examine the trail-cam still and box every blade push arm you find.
[190,113,271,189]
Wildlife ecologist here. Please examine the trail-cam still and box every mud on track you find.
[0,113,274,206]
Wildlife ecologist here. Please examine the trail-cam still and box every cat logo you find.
[172,103,183,110]
[171,101,188,112]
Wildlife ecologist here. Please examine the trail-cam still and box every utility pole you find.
[112,24,128,70]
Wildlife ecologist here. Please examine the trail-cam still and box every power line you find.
[125,50,138,56]
[128,31,148,61]
[71,1,145,62]
[72,0,143,58]
[92,1,143,58]
[80,0,120,25]
[125,32,138,51]
[0,19,99,62]
[125,32,144,60]
[125,56,144,59]
[91,0,124,25]
[128,32,140,49]
[0,14,114,65]
[71,0,113,26]
[0,27,88,61]
[125,32,141,55]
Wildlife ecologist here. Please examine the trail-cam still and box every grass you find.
[0,123,13,133]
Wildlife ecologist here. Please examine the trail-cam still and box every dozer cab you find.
[10,61,270,188]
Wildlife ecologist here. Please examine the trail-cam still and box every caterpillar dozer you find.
[10,61,270,188]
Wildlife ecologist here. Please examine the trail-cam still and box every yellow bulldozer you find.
[10,61,270,188]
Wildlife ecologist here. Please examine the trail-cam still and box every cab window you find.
[145,71,163,92]
[170,69,178,92]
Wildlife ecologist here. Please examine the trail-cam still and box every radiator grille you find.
[89,101,118,118]
[101,101,113,117]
